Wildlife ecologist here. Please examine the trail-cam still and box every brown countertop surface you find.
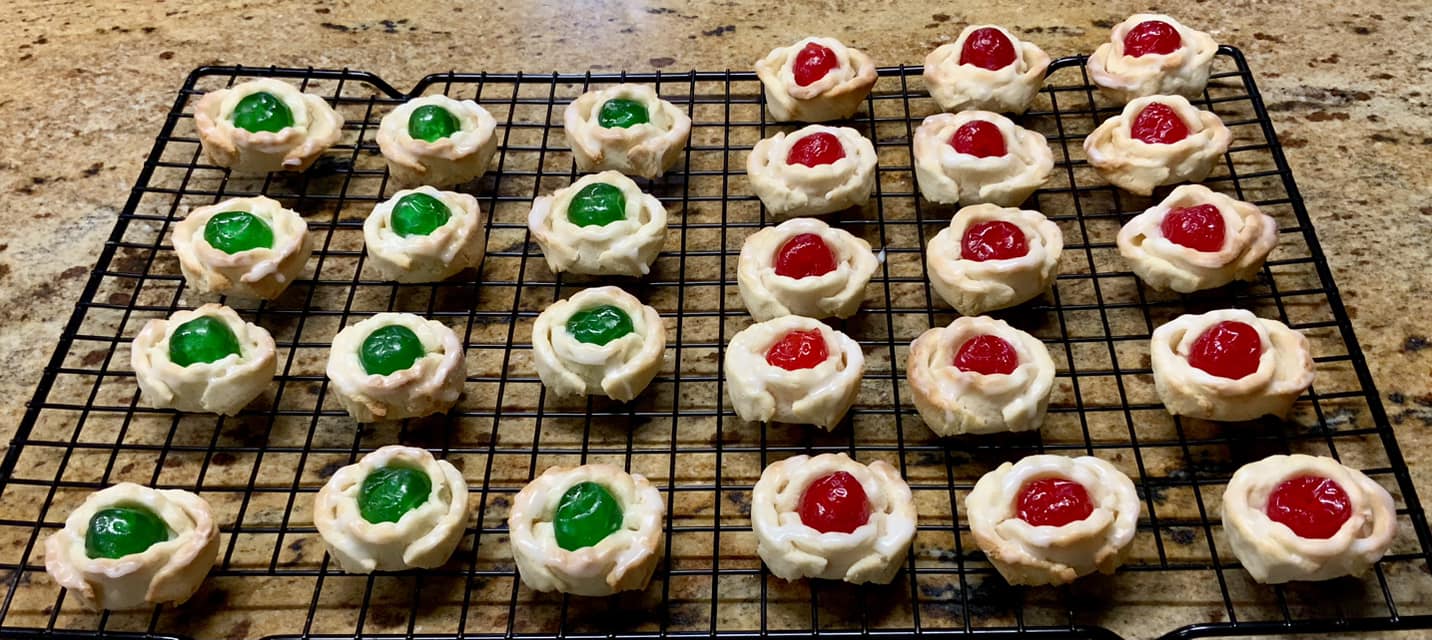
[1,1,1430,638]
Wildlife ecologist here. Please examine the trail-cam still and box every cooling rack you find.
[1,46,1430,640]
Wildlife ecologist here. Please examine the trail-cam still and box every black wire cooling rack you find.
[2,46,1430,640]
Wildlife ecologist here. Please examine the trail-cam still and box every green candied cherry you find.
[407,104,461,142]
[566,183,627,227]
[390,192,452,237]
[553,481,623,551]
[597,98,650,129]
[203,211,274,254]
[565,305,634,346]
[85,505,170,560]
[359,325,426,376]
[358,465,433,524]
[231,91,294,133]
[169,316,242,367]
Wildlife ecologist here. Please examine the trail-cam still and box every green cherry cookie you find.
[203,211,274,254]
[231,91,294,133]
[358,465,433,524]
[359,325,426,376]
[407,104,461,143]
[566,305,634,346]
[597,98,650,129]
[553,482,623,551]
[85,505,170,560]
[169,316,242,367]
[390,192,453,237]
[566,183,627,227]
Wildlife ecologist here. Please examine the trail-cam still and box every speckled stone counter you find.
[1,1,1430,639]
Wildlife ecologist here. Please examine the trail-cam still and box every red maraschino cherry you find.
[799,471,871,533]
[1123,20,1182,57]
[1187,321,1262,380]
[1017,478,1095,526]
[1161,204,1225,252]
[1267,475,1352,539]
[960,27,1018,71]
[774,233,837,279]
[951,120,1008,158]
[786,132,846,167]
[961,220,1029,261]
[954,335,1019,375]
[766,329,829,370]
[793,42,840,87]
[1131,103,1190,144]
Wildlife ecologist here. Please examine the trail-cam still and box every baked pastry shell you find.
[313,445,470,573]
[1117,184,1278,292]
[925,204,1063,315]
[922,25,1051,114]
[752,453,917,584]
[376,95,499,186]
[508,464,665,596]
[1222,454,1396,583]
[966,455,1140,586]
[563,83,692,179]
[747,125,878,219]
[1150,308,1314,421]
[1087,13,1219,103]
[364,186,487,283]
[531,286,666,402]
[194,78,345,173]
[1082,94,1232,196]
[724,315,865,429]
[131,303,277,415]
[528,171,669,277]
[754,36,878,122]
[907,315,1056,436]
[736,217,877,321]
[172,195,314,300]
[44,483,219,610]
[325,312,466,422]
[912,111,1053,207]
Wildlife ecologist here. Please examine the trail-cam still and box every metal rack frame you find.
[1,46,1429,639]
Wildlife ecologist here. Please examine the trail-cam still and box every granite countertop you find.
[1,1,1430,639]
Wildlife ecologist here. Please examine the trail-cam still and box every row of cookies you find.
[190,14,1228,204]
[44,445,1394,608]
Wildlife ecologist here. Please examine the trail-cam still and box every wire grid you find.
[1,47,1430,640]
